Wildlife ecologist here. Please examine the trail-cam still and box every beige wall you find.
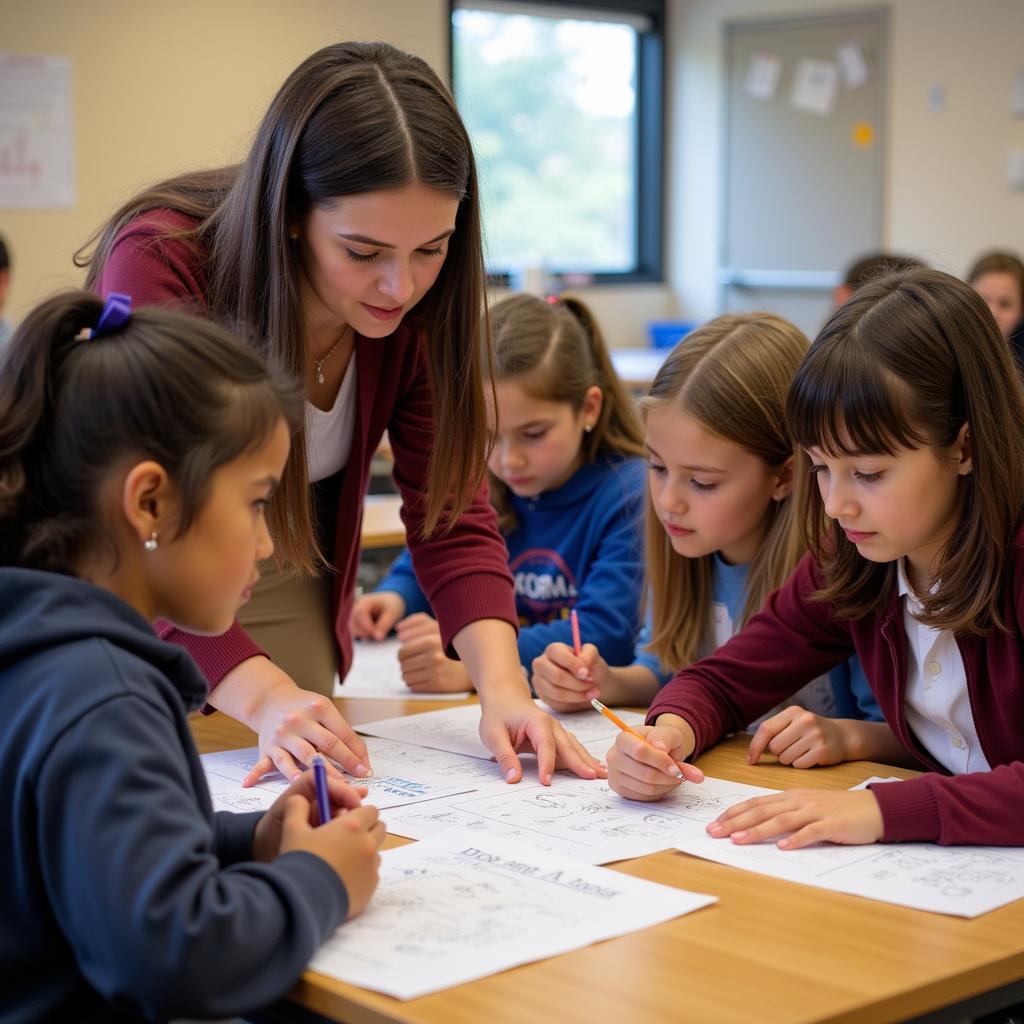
[0,0,676,344]
[668,0,1024,320]
[5,1,1023,341]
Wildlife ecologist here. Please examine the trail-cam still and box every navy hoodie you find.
[0,568,348,1022]
[375,457,646,674]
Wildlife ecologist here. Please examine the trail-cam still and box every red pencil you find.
[570,608,582,656]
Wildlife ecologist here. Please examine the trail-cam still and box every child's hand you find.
[747,706,852,768]
[396,615,474,694]
[531,641,606,712]
[278,796,386,919]
[606,723,700,801]
[350,591,406,641]
[706,788,884,849]
[252,770,367,862]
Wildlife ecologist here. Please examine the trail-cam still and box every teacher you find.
[80,42,600,787]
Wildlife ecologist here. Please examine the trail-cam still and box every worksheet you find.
[308,827,717,999]
[333,638,466,700]
[355,700,643,760]
[200,738,480,813]
[383,774,780,865]
[675,784,1024,918]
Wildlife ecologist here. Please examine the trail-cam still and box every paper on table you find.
[201,738,479,812]
[356,700,644,760]
[334,638,466,700]
[308,827,716,999]
[675,778,1024,917]
[384,774,780,865]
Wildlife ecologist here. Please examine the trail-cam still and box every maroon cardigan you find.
[649,534,1024,847]
[97,210,516,686]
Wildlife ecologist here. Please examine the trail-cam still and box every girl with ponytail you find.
[353,292,647,693]
[0,292,385,1020]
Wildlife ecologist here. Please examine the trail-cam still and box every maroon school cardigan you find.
[648,536,1024,847]
[97,210,516,687]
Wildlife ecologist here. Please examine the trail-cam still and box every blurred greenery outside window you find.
[451,0,665,284]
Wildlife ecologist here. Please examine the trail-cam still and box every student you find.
[0,291,385,1021]
[78,42,599,788]
[967,250,1024,367]
[834,251,924,310]
[607,269,1024,848]
[532,313,881,762]
[352,293,646,692]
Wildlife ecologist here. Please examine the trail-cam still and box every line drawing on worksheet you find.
[308,828,716,1000]
[384,774,779,864]
[200,739,480,812]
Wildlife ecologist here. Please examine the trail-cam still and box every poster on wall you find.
[789,58,839,117]
[0,53,75,208]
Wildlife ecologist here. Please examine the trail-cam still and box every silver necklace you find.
[312,331,348,385]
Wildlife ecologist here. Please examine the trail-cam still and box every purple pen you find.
[312,755,331,826]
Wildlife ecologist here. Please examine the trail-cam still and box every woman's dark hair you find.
[76,41,490,570]
[486,293,644,532]
[788,267,1024,634]
[0,291,301,573]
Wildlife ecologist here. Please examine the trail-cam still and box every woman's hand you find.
[350,591,406,640]
[747,706,853,768]
[252,770,367,862]
[395,613,474,693]
[707,788,884,849]
[209,656,373,784]
[478,694,607,785]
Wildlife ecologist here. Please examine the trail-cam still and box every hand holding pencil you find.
[600,704,705,801]
[531,609,612,713]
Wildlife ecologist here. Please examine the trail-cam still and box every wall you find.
[0,0,676,345]
[668,0,1024,321]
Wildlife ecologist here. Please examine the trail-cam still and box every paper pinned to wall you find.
[790,58,839,117]
[308,827,716,999]
[744,52,782,101]
[837,40,870,89]
[0,53,75,208]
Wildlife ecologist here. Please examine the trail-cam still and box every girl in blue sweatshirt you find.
[532,313,883,768]
[351,293,646,693]
[0,292,384,1022]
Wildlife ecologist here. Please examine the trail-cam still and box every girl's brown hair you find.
[967,250,1024,300]
[788,267,1024,634]
[77,42,489,570]
[639,313,810,669]
[485,293,644,532]
[0,291,301,573]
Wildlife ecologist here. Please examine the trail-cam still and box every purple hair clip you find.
[88,293,132,339]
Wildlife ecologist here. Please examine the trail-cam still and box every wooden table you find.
[190,699,1024,1024]
[361,494,405,550]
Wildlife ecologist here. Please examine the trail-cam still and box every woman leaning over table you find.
[79,41,601,788]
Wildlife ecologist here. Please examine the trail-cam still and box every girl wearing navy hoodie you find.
[607,268,1024,848]
[352,292,646,693]
[0,292,384,1021]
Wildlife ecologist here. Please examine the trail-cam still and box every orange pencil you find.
[591,698,694,782]
[570,608,582,656]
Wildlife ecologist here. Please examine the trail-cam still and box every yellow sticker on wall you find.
[852,121,875,148]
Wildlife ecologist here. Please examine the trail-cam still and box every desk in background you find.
[361,493,405,550]
[609,347,669,390]
[190,700,1024,1024]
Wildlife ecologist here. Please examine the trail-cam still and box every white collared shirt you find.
[306,353,357,484]
[898,559,990,775]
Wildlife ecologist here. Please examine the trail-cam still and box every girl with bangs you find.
[78,42,601,789]
[607,268,1024,848]
[532,313,879,754]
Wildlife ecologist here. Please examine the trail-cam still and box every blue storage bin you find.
[647,320,695,349]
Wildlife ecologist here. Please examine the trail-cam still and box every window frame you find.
[449,0,666,285]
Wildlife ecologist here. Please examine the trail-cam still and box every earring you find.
[584,424,593,433]
[143,531,159,552]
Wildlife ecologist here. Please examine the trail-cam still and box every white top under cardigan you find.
[306,354,357,484]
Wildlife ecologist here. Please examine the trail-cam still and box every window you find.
[451,0,665,284]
